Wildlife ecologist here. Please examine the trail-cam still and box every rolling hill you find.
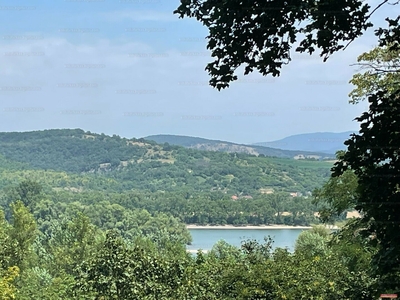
[0,129,333,195]
[144,134,334,159]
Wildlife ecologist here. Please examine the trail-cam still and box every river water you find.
[187,228,308,252]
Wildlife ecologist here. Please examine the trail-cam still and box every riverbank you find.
[186,224,337,230]
[187,249,208,254]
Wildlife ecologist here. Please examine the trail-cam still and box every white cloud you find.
[0,31,373,143]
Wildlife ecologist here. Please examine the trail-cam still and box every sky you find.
[0,0,397,144]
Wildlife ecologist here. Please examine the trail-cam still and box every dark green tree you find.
[313,166,359,223]
[75,230,136,299]
[332,87,400,290]
[173,0,400,89]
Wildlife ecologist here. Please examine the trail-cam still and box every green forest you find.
[0,129,333,227]
[2,0,400,296]
[0,131,361,299]
[0,125,398,298]
[0,199,377,299]
[0,128,332,194]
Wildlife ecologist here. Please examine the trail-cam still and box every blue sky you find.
[0,0,397,144]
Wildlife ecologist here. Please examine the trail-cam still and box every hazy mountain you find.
[144,134,335,159]
[253,131,354,154]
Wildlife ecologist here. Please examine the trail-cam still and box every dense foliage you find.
[0,191,378,299]
[0,178,318,228]
[0,137,391,298]
[312,39,400,293]
[333,88,400,288]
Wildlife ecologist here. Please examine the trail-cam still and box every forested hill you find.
[144,134,334,159]
[0,128,157,173]
[0,129,333,195]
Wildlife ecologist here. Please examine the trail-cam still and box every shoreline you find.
[186,224,315,230]
[187,249,209,254]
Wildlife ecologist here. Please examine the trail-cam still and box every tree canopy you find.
[174,0,400,89]
[332,87,400,281]
[349,43,400,104]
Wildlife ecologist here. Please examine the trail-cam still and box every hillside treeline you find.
[0,180,320,227]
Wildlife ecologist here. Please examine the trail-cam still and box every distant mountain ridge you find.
[144,134,335,159]
[253,131,354,154]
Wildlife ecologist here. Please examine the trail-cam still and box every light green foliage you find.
[15,268,75,300]
[294,225,331,259]
[0,189,378,299]
[295,230,329,258]
[8,201,37,271]
[269,249,374,299]
[206,239,375,299]
[137,212,193,246]
[114,209,192,245]
[40,213,103,277]
[0,266,19,300]
[310,225,331,238]
[349,44,400,104]
[75,230,191,300]
[0,211,12,269]
[209,240,242,261]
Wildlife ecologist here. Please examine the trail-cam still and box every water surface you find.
[187,228,308,252]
